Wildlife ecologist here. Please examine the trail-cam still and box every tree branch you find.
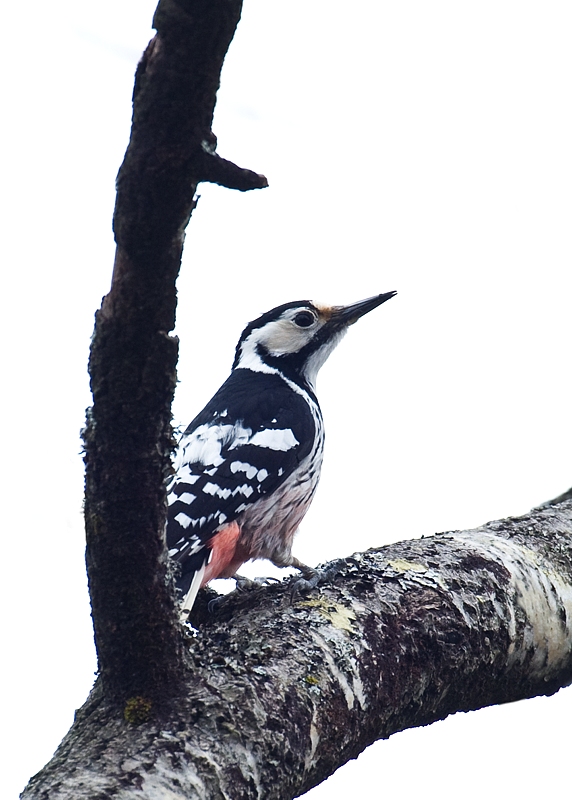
[82,0,266,709]
[22,501,572,799]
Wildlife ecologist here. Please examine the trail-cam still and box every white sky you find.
[2,1,572,797]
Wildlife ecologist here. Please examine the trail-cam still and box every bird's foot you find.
[234,575,280,592]
[290,570,320,597]
[290,564,337,601]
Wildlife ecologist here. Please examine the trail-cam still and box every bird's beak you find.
[330,291,397,326]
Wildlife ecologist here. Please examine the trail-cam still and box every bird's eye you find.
[293,311,315,328]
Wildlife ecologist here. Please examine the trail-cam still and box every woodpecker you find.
[167,292,396,618]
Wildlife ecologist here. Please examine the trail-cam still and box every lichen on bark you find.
[22,502,572,799]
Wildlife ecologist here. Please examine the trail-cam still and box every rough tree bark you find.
[83,0,267,709]
[21,502,572,799]
[20,1,572,798]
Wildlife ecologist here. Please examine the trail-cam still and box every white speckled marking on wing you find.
[178,492,196,505]
[174,512,193,529]
[175,421,298,476]
[230,461,258,479]
[248,428,299,451]
[176,421,253,469]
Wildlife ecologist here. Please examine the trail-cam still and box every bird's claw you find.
[207,595,226,613]
[235,575,280,592]
[290,564,339,601]
[290,569,322,600]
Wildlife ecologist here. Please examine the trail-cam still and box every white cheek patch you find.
[237,315,328,364]
[263,319,312,356]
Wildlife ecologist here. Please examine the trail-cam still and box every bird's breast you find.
[237,399,324,563]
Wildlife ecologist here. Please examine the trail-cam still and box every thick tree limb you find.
[22,501,572,799]
[82,0,266,710]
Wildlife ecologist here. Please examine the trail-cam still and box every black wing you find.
[166,370,316,591]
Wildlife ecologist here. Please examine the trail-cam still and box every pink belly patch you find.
[201,521,247,585]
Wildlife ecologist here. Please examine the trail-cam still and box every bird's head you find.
[233,292,397,390]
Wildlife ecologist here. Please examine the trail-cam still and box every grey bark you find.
[21,499,572,799]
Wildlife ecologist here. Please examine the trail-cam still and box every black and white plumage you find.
[167,293,396,617]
